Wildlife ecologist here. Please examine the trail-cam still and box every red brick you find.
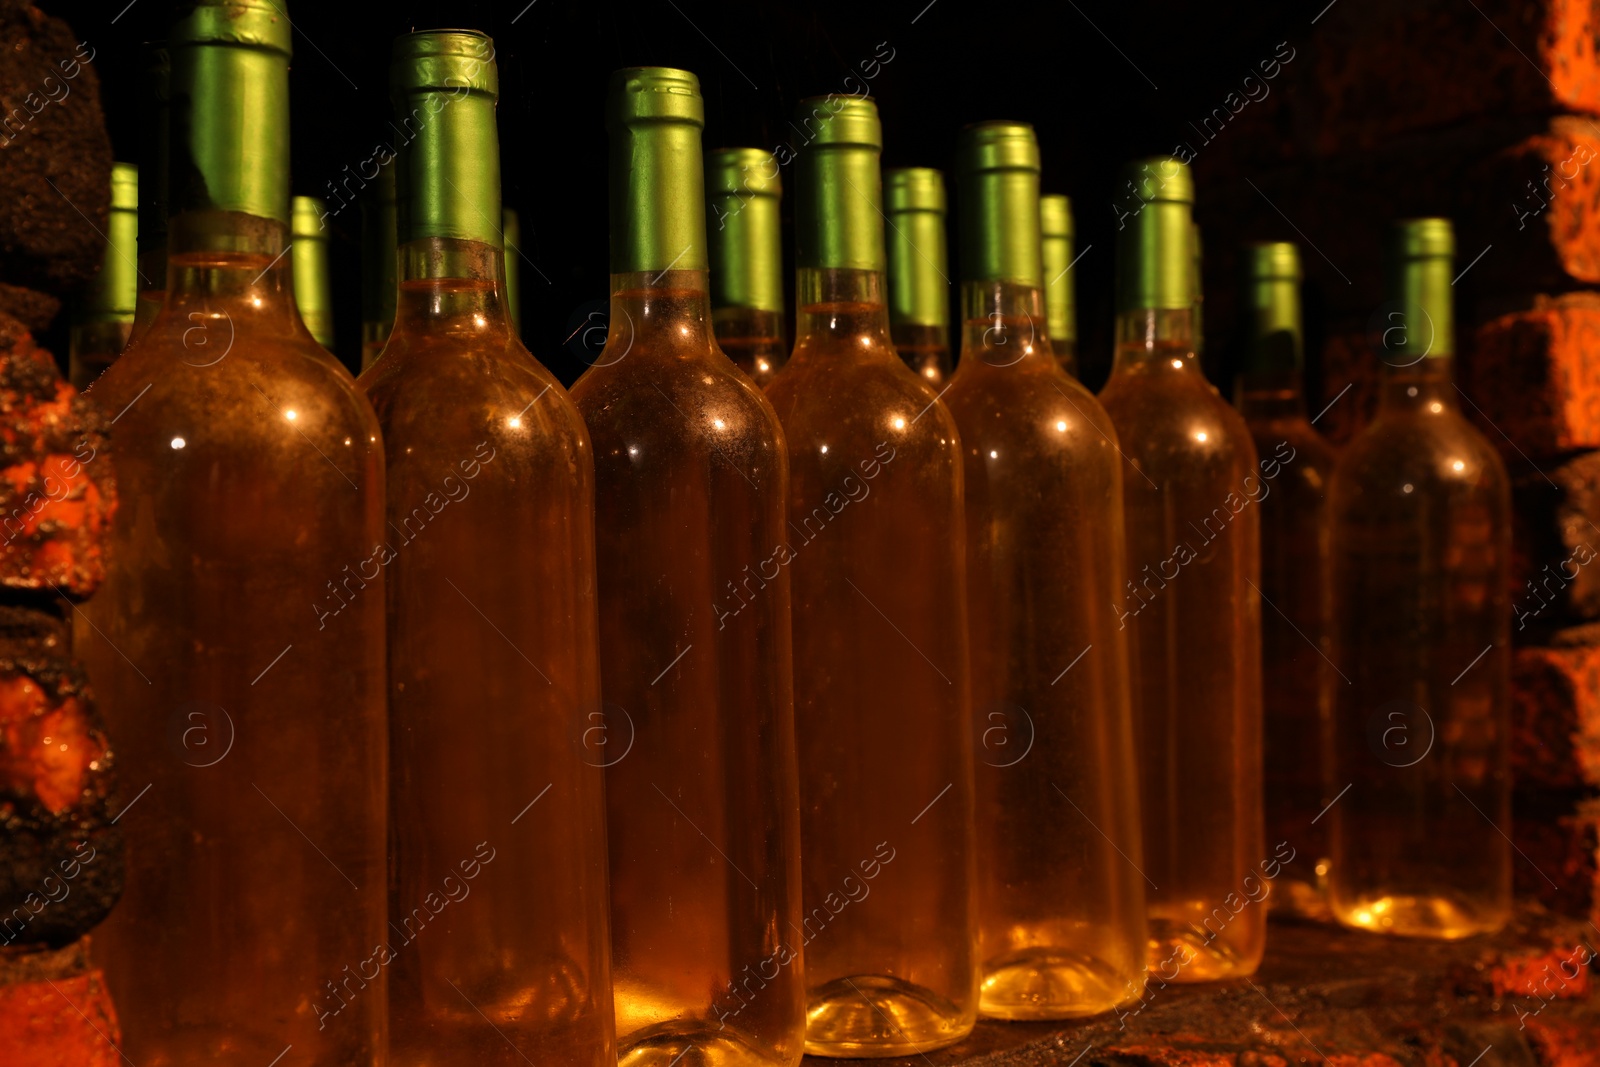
[1492,943,1596,999]
[1461,298,1600,459]
[0,943,120,1067]
[1511,452,1600,633]
[1513,637,1600,789]
[1526,1016,1600,1067]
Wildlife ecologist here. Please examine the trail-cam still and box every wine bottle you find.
[569,67,805,1067]
[1233,242,1337,918]
[765,96,977,1056]
[360,163,397,370]
[69,162,137,389]
[504,206,523,338]
[884,167,951,384]
[81,2,388,1061]
[1328,219,1512,938]
[293,195,334,350]
[130,42,168,344]
[943,122,1146,1019]
[707,147,787,386]
[1039,193,1077,376]
[1097,156,1265,982]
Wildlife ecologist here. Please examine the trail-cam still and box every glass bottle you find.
[569,67,805,1067]
[1327,219,1512,938]
[707,147,787,386]
[293,194,334,350]
[69,162,137,389]
[944,122,1146,1020]
[884,167,951,385]
[1039,193,1077,377]
[361,163,397,370]
[130,42,168,345]
[358,32,615,1065]
[1097,157,1265,982]
[504,206,523,338]
[1233,242,1337,918]
[764,97,977,1056]
[80,2,388,1061]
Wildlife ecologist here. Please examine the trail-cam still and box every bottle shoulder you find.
[1100,366,1258,469]
[945,359,1121,464]
[1333,407,1510,505]
[767,336,960,454]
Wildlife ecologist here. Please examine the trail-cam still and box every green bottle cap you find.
[1040,194,1075,343]
[168,0,292,223]
[139,43,169,259]
[707,147,784,313]
[956,121,1041,289]
[80,164,139,322]
[1386,217,1455,359]
[361,164,397,332]
[503,207,523,336]
[884,168,947,328]
[1192,218,1204,354]
[292,196,334,347]
[1240,241,1303,375]
[793,95,886,273]
[391,31,502,247]
[1115,155,1195,312]
[608,67,709,275]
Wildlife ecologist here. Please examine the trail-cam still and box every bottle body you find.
[1328,359,1512,937]
[82,210,389,1064]
[360,237,615,1066]
[765,268,978,1055]
[1238,377,1337,916]
[571,271,805,1067]
[1098,309,1265,982]
[714,305,787,387]
[943,284,1145,1019]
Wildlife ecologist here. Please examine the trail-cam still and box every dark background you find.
[55,0,1321,390]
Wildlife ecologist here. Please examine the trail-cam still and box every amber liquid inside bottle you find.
[713,306,787,387]
[890,320,951,387]
[944,283,1146,1019]
[570,269,805,1067]
[1237,372,1337,917]
[1328,357,1512,938]
[1098,308,1266,982]
[764,268,977,1056]
[358,238,615,1065]
[81,209,388,1064]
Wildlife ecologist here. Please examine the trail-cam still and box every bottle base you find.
[979,949,1141,1020]
[1146,921,1260,983]
[1331,892,1508,939]
[618,1021,792,1067]
[1268,876,1333,922]
[803,975,973,1057]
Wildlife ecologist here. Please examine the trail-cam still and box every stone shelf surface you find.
[803,908,1598,1067]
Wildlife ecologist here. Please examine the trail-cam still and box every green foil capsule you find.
[955,121,1042,289]
[608,67,708,275]
[884,167,948,330]
[1386,217,1455,359]
[292,195,334,349]
[504,207,522,337]
[1240,241,1302,376]
[168,0,292,223]
[1114,155,1194,312]
[793,95,885,273]
[707,147,784,313]
[82,164,140,325]
[1040,194,1075,345]
[391,30,501,247]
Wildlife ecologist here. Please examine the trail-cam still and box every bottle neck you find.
[1112,306,1199,373]
[389,237,513,342]
[1379,355,1457,411]
[794,268,894,349]
[958,281,1053,369]
[159,208,301,335]
[607,269,717,355]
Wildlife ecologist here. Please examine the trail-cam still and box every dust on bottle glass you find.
[708,147,787,387]
[942,123,1146,1021]
[1327,219,1512,939]
[884,167,953,386]
[80,4,388,1061]
[357,32,614,1066]
[1097,157,1266,982]
[569,68,805,1067]
[764,98,978,1057]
